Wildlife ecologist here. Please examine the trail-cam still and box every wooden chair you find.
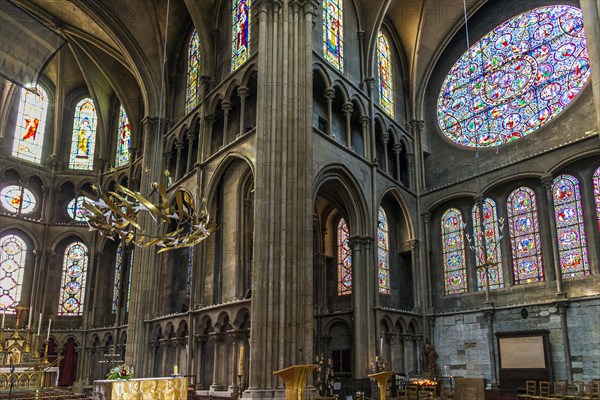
[580,382,600,400]
[400,385,419,400]
[463,386,479,400]
[530,381,551,400]
[552,380,568,400]
[419,387,436,400]
[518,381,537,400]
[441,386,455,400]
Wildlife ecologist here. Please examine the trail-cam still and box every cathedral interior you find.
[0,0,599,398]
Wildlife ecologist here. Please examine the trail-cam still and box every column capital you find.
[175,140,185,150]
[348,235,373,249]
[237,86,249,99]
[393,143,403,154]
[409,120,425,132]
[541,173,554,188]
[380,132,390,145]
[324,87,336,100]
[407,239,418,250]
[421,212,431,223]
[204,114,216,123]
[221,100,232,112]
[342,102,354,115]
[359,115,370,125]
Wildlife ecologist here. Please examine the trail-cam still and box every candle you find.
[380,337,383,355]
[174,365,178,375]
[46,318,51,342]
[27,307,32,330]
[37,313,42,336]
[238,345,245,376]
[1,308,5,329]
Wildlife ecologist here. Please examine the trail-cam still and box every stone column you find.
[195,335,207,389]
[211,335,220,389]
[174,140,184,181]
[557,301,573,382]
[237,86,249,138]
[186,129,195,172]
[381,131,390,173]
[422,213,433,311]
[360,116,370,158]
[541,174,564,296]
[406,153,415,189]
[343,102,354,149]
[580,0,600,133]
[484,308,498,386]
[221,100,232,148]
[410,120,426,190]
[393,143,402,182]
[407,239,419,309]
[202,114,215,160]
[324,87,335,137]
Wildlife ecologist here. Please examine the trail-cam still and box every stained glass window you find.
[0,234,26,312]
[12,84,48,163]
[472,199,504,290]
[69,98,97,170]
[58,241,88,316]
[442,208,467,294]
[594,167,600,232]
[112,243,123,314]
[0,185,36,214]
[186,30,201,113]
[507,187,544,284]
[552,175,590,278]
[232,0,250,71]
[337,218,352,296]
[377,32,394,117]
[377,207,390,294]
[126,247,134,312]
[186,246,194,298]
[115,105,131,167]
[67,196,88,222]
[438,5,591,148]
[323,0,344,71]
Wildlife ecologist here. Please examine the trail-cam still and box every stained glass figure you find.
[67,196,88,222]
[377,32,394,117]
[232,0,250,71]
[552,175,590,278]
[442,208,467,294]
[127,247,134,312]
[472,199,504,290]
[323,0,344,71]
[12,84,48,163]
[115,105,131,167]
[69,98,97,170]
[438,5,591,148]
[0,185,36,214]
[0,234,26,312]
[112,243,123,313]
[58,241,88,315]
[186,246,194,298]
[186,30,201,113]
[594,167,600,232]
[507,187,544,284]
[337,217,352,296]
[377,207,390,294]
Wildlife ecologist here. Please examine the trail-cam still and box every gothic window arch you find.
[441,208,467,294]
[67,195,87,222]
[323,0,343,71]
[507,187,544,284]
[377,31,394,117]
[112,243,124,313]
[472,199,504,290]
[232,0,250,71]
[58,241,89,316]
[115,105,131,167]
[377,207,390,294]
[1,185,37,215]
[12,84,49,163]
[594,166,600,231]
[0,234,27,312]
[69,98,97,170]
[552,175,590,278]
[337,217,352,296]
[186,29,201,113]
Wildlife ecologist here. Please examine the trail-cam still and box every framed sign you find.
[496,330,551,390]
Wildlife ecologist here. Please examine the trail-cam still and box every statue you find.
[425,339,438,374]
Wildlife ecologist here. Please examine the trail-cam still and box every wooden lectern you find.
[273,364,316,400]
[368,371,394,400]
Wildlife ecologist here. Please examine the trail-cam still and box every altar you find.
[0,366,60,389]
[93,377,188,399]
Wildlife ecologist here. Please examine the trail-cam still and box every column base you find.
[555,292,567,299]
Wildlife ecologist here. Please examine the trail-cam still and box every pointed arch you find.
[323,0,344,71]
[507,187,544,284]
[337,217,352,296]
[377,207,390,294]
[12,84,49,163]
[441,208,467,294]
[0,233,27,312]
[115,104,131,167]
[472,198,504,290]
[232,0,251,71]
[552,175,590,278]
[186,29,201,113]
[69,98,97,170]
[376,31,394,117]
[58,241,89,315]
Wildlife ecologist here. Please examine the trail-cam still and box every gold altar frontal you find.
[93,377,188,399]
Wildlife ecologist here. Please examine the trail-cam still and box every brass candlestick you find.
[238,374,243,399]
[33,335,41,359]
[42,341,49,364]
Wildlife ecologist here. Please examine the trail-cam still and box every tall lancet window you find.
[69,98,97,170]
[0,234,27,312]
[337,218,352,296]
[115,105,131,167]
[377,207,390,294]
[594,167,600,231]
[232,0,250,71]
[507,187,544,284]
[186,246,194,299]
[377,32,394,117]
[552,175,589,278]
[58,241,89,316]
[13,84,48,163]
[442,208,467,294]
[323,0,343,71]
[112,243,124,313]
[472,199,504,290]
[186,29,201,113]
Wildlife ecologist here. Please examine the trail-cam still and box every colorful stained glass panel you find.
[69,98,97,170]
[377,207,390,294]
[58,242,88,315]
[186,246,194,298]
[594,167,600,232]
[0,234,26,312]
[377,32,394,117]
[552,175,589,278]
[186,30,201,113]
[437,5,591,148]
[67,196,88,222]
[232,0,250,71]
[473,199,504,290]
[337,218,352,296]
[12,84,48,163]
[507,187,544,284]
[323,0,344,71]
[0,185,36,214]
[115,105,131,167]
[112,243,123,313]
[442,208,467,294]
